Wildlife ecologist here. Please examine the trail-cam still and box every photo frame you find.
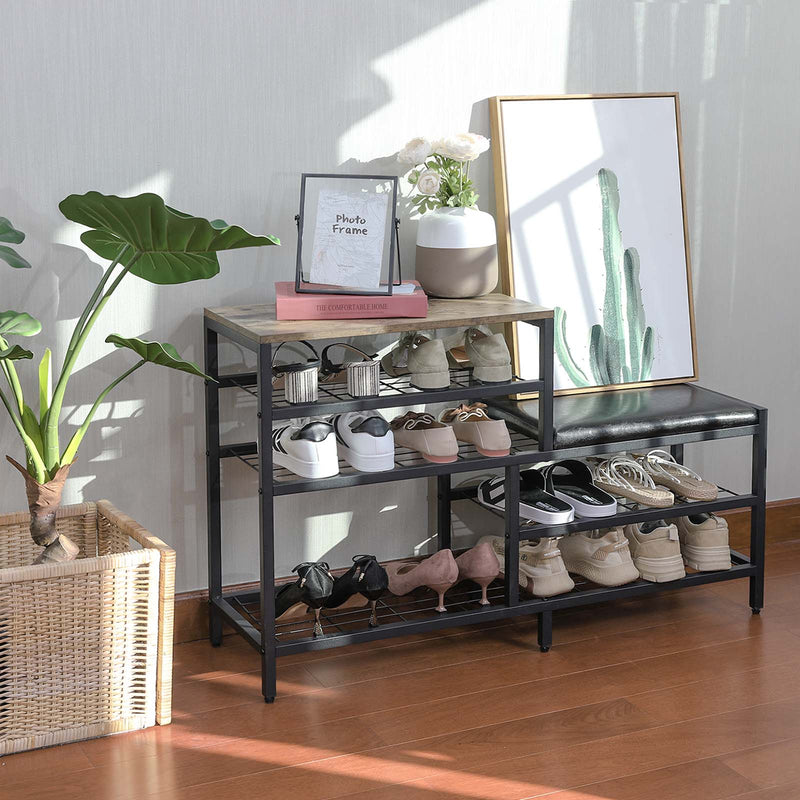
[490,93,698,396]
[295,173,401,296]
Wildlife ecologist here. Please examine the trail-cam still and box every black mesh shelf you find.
[231,429,541,494]
[459,483,758,539]
[220,547,754,654]
[221,368,543,420]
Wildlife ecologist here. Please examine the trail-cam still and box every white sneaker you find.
[272,420,339,479]
[558,527,640,586]
[477,535,575,597]
[675,512,732,571]
[331,411,395,472]
[622,520,686,582]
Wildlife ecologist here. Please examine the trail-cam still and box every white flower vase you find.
[414,207,498,298]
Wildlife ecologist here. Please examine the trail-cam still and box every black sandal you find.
[538,460,617,518]
[320,343,376,384]
[477,471,574,524]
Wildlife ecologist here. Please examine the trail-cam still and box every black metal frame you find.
[204,313,767,703]
[294,173,400,296]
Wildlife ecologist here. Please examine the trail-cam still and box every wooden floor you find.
[5,541,800,800]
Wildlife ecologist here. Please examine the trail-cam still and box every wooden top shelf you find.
[204,293,553,344]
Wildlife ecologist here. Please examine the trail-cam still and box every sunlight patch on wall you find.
[337,1,572,163]
[302,511,354,561]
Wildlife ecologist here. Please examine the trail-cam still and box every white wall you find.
[1,0,797,592]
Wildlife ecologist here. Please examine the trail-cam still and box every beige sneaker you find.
[440,403,511,457]
[558,527,640,586]
[622,520,686,582]
[478,535,575,597]
[390,411,458,463]
[675,512,732,571]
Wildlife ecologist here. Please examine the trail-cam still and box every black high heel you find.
[324,554,389,628]
[275,561,334,637]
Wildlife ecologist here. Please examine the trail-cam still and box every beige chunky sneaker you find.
[558,527,640,586]
[622,520,686,582]
[478,535,575,597]
[675,512,732,571]
[440,402,511,457]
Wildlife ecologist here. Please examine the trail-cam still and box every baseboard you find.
[173,498,800,644]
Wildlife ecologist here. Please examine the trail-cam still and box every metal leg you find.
[204,322,223,647]
[538,610,552,652]
[750,409,768,614]
[257,343,277,702]
[504,464,520,607]
[437,474,451,551]
[671,443,684,464]
[535,317,554,451]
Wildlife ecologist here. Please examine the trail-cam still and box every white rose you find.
[433,133,490,162]
[397,137,433,165]
[416,169,441,195]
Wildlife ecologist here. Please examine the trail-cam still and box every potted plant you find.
[398,133,497,298]
[0,194,277,753]
[0,192,278,562]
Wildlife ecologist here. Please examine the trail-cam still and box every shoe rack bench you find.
[204,296,767,703]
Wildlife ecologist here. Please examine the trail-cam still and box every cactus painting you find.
[555,168,655,387]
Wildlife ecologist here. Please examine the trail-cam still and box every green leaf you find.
[0,217,25,244]
[21,404,44,462]
[0,244,32,269]
[0,344,33,361]
[105,334,212,379]
[39,347,51,420]
[0,310,42,337]
[59,192,280,285]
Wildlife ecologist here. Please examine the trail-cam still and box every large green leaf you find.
[106,334,212,380]
[0,217,25,244]
[59,192,279,285]
[0,344,33,361]
[0,310,42,337]
[0,244,32,269]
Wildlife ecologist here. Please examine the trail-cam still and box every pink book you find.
[275,281,428,320]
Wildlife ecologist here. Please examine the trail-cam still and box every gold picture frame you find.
[490,92,698,397]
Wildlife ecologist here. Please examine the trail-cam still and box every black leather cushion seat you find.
[488,383,759,449]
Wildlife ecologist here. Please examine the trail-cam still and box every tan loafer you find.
[441,402,511,457]
[390,411,458,463]
[381,333,450,389]
[464,328,512,383]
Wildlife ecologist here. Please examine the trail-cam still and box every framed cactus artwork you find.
[490,93,697,395]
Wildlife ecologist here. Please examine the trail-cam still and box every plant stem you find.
[0,334,25,412]
[60,359,145,464]
[65,246,129,358]
[43,253,139,470]
[0,385,47,482]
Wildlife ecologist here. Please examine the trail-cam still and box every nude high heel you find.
[455,541,501,605]
[385,549,459,612]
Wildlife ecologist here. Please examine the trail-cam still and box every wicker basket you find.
[0,500,175,754]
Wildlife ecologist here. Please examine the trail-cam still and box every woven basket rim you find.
[0,499,173,582]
